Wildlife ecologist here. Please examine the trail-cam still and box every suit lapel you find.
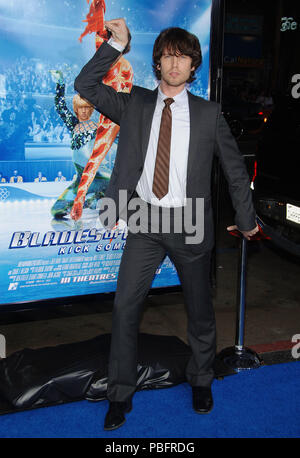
[186,91,200,186]
[141,88,158,163]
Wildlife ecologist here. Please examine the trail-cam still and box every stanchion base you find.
[216,346,262,372]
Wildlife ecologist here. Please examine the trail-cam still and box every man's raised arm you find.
[74,18,131,125]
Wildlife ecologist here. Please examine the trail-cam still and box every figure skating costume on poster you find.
[51,0,133,220]
[50,73,106,217]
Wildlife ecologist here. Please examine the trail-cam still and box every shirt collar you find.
[158,85,188,107]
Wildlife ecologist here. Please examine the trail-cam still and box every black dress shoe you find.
[104,400,132,431]
[192,386,213,414]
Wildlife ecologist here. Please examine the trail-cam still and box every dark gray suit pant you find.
[107,210,216,402]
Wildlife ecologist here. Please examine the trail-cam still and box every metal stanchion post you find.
[217,235,262,371]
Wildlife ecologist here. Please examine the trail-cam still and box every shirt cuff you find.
[107,37,125,53]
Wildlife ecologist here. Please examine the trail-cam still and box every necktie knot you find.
[164,98,174,107]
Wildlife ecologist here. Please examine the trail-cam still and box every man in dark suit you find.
[75,18,258,431]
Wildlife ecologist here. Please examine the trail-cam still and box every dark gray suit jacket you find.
[74,41,256,250]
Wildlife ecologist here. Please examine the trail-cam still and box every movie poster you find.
[0,0,212,306]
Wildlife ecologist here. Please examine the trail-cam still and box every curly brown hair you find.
[152,27,202,84]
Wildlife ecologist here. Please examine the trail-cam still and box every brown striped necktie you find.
[152,97,174,200]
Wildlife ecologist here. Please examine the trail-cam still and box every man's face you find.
[158,48,194,88]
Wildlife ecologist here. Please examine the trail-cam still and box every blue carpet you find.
[0,361,299,438]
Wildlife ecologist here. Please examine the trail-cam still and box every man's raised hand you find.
[104,18,129,48]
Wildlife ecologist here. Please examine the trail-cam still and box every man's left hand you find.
[227,224,259,240]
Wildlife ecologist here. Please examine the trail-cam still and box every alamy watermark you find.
[99,191,205,245]
[0,334,6,359]
[291,74,300,99]
[291,334,300,359]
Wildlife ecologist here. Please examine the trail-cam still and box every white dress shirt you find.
[136,86,190,207]
[107,37,125,53]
